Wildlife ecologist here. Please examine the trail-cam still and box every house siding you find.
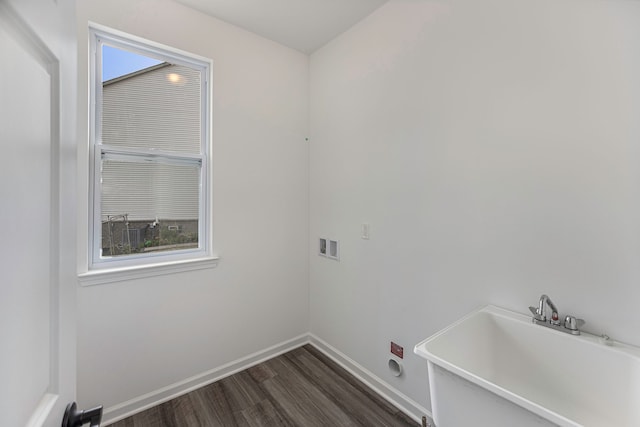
[101,63,201,222]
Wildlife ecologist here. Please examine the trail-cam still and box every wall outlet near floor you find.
[390,341,404,359]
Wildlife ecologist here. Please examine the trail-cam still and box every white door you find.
[0,0,80,426]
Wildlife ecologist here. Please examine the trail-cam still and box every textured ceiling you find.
[175,0,387,53]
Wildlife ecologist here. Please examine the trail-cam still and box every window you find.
[89,26,213,272]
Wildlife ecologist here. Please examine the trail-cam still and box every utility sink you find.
[414,305,640,427]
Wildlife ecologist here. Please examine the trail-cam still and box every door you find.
[0,0,78,426]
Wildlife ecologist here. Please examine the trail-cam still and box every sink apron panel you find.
[428,362,557,427]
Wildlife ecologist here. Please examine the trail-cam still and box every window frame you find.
[87,25,215,275]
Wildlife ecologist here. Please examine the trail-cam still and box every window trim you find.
[78,257,219,286]
[87,24,216,277]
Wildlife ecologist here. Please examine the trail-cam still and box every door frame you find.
[0,0,78,425]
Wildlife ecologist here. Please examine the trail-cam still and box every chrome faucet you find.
[529,294,584,335]
[536,294,560,325]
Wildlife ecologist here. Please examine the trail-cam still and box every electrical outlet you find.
[390,341,404,359]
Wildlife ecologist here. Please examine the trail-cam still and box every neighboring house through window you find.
[89,26,213,272]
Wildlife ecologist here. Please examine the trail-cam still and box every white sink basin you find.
[414,305,640,427]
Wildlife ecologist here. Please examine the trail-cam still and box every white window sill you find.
[78,256,220,286]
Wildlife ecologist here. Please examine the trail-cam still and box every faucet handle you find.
[529,306,544,321]
[564,315,585,331]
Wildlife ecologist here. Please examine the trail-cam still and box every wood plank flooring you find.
[109,344,419,427]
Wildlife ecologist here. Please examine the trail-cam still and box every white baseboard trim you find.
[102,333,309,425]
[308,334,431,425]
[102,333,431,426]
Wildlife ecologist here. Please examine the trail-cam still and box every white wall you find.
[310,0,640,412]
[75,0,309,416]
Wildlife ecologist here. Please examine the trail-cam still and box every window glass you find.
[102,47,202,154]
[100,157,200,256]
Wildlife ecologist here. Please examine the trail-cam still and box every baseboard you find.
[102,333,431,425]
[102,333,309,425]
[308,334,431,425]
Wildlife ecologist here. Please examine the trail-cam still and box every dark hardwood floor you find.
[109,344,419,427]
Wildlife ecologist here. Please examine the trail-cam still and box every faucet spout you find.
[538,294,560,325]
